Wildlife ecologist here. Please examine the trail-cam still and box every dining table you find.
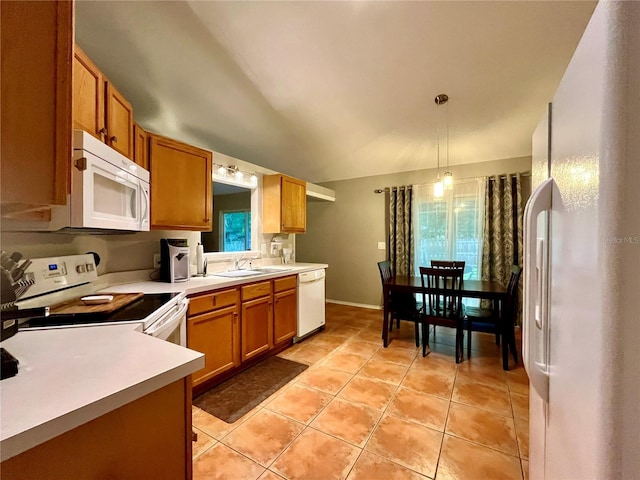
[382,275,514,370]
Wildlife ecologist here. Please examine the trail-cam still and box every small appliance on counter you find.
[160,239,190,283]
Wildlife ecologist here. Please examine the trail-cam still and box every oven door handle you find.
[145,299,188,341]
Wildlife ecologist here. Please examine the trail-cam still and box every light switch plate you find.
[377,242,386,250]
[260,243,267,255]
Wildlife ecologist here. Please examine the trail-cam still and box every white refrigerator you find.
[523,1,640,479]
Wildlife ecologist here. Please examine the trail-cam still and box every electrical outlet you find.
[153,253,161,269]
[260,243,267,255]
[377,242,386,250]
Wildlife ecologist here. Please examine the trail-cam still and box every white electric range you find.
[12,254,188,346]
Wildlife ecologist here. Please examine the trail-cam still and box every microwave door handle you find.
[130,189,137,220]
[140,180,150,229]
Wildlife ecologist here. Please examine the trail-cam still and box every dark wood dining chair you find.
[464,265,522,360]
[377,260,422,347]
[419,266,465,362]
[427,260,466,341]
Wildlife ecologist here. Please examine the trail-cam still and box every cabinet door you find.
[105,81,134,160]
[262,174,306,234]
[1,1,72,208]
[274,288,297,344]
[241,295,273,361]
[73,45,105,140]
[149,134,213,230]
[133,123,148,170]
[188,306,240,387]
[281,176,306,232]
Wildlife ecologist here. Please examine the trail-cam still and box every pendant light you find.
[433,93,449,198]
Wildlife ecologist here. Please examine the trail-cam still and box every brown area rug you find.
[193,356,308,423]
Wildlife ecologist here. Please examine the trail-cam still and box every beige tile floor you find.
[192,303,530,480]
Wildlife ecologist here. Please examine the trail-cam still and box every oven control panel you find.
[20,254,98,300]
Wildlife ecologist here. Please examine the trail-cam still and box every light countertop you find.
[0,262,325,462]
[0,325,204,462]
[101,263,328,296]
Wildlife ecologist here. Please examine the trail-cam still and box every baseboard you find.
[326,299,381,310]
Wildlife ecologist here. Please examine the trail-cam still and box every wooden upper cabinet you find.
[133,123,149,170]
[73,45,104,139]
[262,174,307,233]
[105,82,134,159]
[1,0,73,209]
[149,133,212,231]
[72,44,134,160]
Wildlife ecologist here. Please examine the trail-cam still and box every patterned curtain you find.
[388,186,413,276]
[481,173,524,323]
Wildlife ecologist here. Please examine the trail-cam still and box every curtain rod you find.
[374,171,531,193]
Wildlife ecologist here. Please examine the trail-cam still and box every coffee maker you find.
[160,239,190,283]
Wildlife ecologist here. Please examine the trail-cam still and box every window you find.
[413,179,485,280]
[220,210,251,252]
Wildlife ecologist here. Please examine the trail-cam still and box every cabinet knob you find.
[99,128,108,136]
[110,136,118,143]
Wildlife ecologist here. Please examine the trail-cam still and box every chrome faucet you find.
[234,255,251,270]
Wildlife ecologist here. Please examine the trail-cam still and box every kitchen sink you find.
[210,270,263,278]
[251,267,292,274]
[210,267,291,278]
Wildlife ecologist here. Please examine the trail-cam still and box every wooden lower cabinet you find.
[273,276,298,344]
[189,277,298,390]
[1,378,192,480]
[241,281,273,361]
[188,289,240,387]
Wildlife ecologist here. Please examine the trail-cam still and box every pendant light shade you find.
[443,171,454,189]
[434,179,444,197]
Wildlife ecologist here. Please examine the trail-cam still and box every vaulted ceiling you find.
[75,1,596,183]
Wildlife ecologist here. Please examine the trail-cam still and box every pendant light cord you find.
[446,101,449,172]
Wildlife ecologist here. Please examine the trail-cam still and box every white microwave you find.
[3,130,151,233]
[70,130,150,231]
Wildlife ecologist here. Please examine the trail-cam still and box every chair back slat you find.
[431,260,466,270]
[507,265,522,297]
[377,260,392,283]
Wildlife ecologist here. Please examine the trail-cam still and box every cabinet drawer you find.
[242,281,271,301]
[189,288,239,316]
[274,275,297,293]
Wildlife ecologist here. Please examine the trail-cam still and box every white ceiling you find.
[75,1,596,183]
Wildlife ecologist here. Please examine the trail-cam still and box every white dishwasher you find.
[295,268,326,341]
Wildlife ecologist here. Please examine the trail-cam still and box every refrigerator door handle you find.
[523,177,552,402]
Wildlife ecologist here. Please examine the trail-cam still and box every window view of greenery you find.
[414,193,481,279]
[222,210,251,252]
